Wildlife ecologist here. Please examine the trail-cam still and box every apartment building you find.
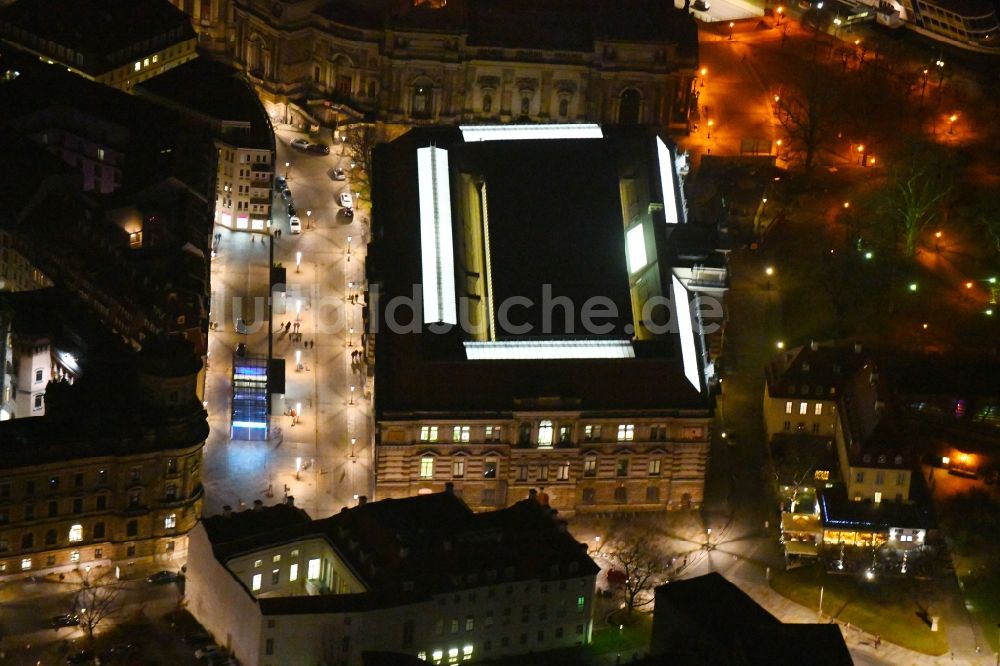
[186,489,599,666]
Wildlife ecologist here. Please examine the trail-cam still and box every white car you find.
[289,216,302,234]
[290,138,310,150]
[339,192,353,209]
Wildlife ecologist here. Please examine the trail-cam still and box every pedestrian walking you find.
[874,635,881,649]
[251,234,255,243]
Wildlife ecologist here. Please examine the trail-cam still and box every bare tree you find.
[607,531,670,614]
[343,123,382,203]
[776,68,841,174]
[877,141,953,259]
[74,568,123,644]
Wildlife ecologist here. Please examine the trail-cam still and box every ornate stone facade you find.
[194,0,698,131]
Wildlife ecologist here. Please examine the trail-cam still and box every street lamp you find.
[948,113,957,134]
[707,119,714,139]
[728,21,735,40]
[843,201,851,209]
[776,341,785,349]
[349,327,354,346]
[699,67,707,88]
[350,385,356,405]
[920,68,929,108]
[284,161,290,179]
[765,265,774,290]
[296,251,302,273]
[306,209,312,230]
[347,235,353,259]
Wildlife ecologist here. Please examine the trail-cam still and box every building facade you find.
[186,490,599,666]
[211,0,698,132]
[0,339,208,579]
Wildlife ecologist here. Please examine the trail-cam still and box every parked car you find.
[51,613,80,628]
[274,175,286,190]
[287,203,297,217]
[339,192,353,208]
[306,142,330,155]
[66,651,94,664]
[290,138,310,150]
[147,570,180,584]
[693,0,710,10]
[289,216,302,234]
[330,167,346,181]
[281,188,292,201]
[194,645,221,659]
[343,207,354,219]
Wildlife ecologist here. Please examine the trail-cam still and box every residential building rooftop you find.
[819,485,935,531]
[765,341,873,401]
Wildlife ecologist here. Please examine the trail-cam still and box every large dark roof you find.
[765,342,873,400]
[0,0,195,75]
[369,126,710,417]
[650,573,852,666]
[136,58,274,151]
[204,491,599,613]
[819,485,935,530]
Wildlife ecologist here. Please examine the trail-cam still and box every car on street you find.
[287,203,297,217]
[66,651,94,664]
[343,207,354,219]
[290,138,310,150]
[52,613,81,628]
[339,192,353,208]
[306,142,330,155]
[274,175,286,190]
[693,0,710,9]
[281,188,292,201]
[195,645,221,659]
[289,216,301,234]
[330,167,346,181]
[147,570,181,584]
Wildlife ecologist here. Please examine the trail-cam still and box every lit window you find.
[814,470,830,481]
[289,563,299,581]
[617,424,634,441]
[577,595,585,612]
[583,457,597,477]
[616,459,629,477]
[537,420,554,447]
[252,573,262,591]
[68,524,83,542]
[21,557,31,570]
[273,554,281,563]
[585,425,602,441]
[420,426,439,441]
[291,549,299,558]
[307,558,320,579]
[558,462,570,480]
[152,54,158,63]
[785,401,793,414]
[648,459,661,476]
[799,402,808,415]
[134,62,141,72]
[448,647,459,663]
[420,457,434,479]
[453,426,470,442]
[97,147,105,161]
[453,459,465,478]
[463,645,474,660]
[432,650,443,664]
[70,551,80,563]
[164,513,176,529]
[814,403,823,416]
[484,459,497,479]
[143,58,149,67]
[625,224,647,273]
[466,615,474,631]
[254,559,263,568]
[874,491,882,504]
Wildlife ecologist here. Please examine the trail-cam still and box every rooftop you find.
[819,485,934,530]
[765,341,873,400]
[0,0,195,76]
[135,58,274,151]
[649,572,851,665]
[203,490,599,612]
[370,125,715,417]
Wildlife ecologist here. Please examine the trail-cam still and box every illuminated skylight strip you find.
[481,181,497,341]
[625,224,648,274]
[418,146,458,325]
[656,137,680,225]
[672,276,702,393]
[460,124,604,142]
[464,340,635,360]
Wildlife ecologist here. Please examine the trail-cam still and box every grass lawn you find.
[771,565,949,655]
[953,554,1000,652]
[588,610,653,657]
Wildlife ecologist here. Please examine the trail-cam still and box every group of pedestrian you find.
[348,293,360,304]
[274,229,283,239]
[303,340,314,348]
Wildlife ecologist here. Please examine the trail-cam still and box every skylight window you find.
[460,123,604,142]
[417,146,457,325]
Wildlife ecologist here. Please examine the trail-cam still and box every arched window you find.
[520,96,531,116]
[537,420,554,448]
[412,85,432,118]
[482,93,492,114]
[559,98,569,118]
[619,88,641,125]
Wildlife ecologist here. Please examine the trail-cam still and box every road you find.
[202,127,372,521]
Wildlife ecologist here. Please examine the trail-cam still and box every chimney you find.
[528,488,538,501]
[444,482,455,495]
[810,340,819,351]
[357,495,368,506]
[222,505,232,517]
[253,499,263,511]
[285,495,295,507]
[854,342,863,354]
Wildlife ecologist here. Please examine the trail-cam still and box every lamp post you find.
[707,119,714,139]
[765,265,774,290]
[350,385,356,405]
[728,21,735,40]
[284,161,290,179]
[349,327,354,347]
[920,68,929,109]
[306,209,312,230]
[948,113,957,135]
[699,67,707,88]
[296,251,302,273]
